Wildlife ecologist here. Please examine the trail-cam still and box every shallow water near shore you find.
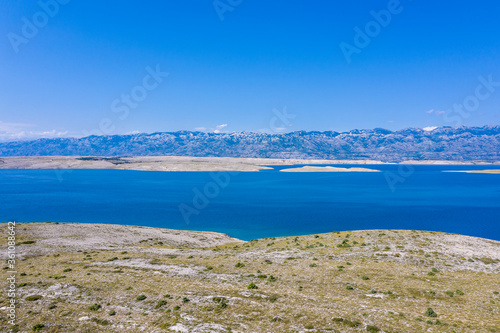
[1,164,500,241]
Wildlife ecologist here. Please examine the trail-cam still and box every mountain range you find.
[1,126,499,162]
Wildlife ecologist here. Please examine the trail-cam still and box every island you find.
[280,166,381,172]
[443,169,500,174]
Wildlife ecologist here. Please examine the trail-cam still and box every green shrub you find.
[267,275,277,282]
[213,297,226,303]
[332,317,361,327]
[109,310,116,316]
[362,276,369,280]
[26,295,43,301]
[107,257,118,261]
[32,324,44,331]
[248,283,258,289]
[182,297,190,303]
[155,300,167,309]
[366,325,380,332]
[309,263,317,267]
[48,304,57,310]
[346,285,354,290]
[91,317,110,325]
[345,319,361,327]
[136,295,147,301]
[89,303,101,311]
[63,268,72,272]
[431,267,439,272]
[425,307,437,317]
[235,262,245,268]
[257,274,267,278]
[173,305,180,310]
[445,291,454,297]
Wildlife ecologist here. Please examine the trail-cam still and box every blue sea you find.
[1,165,500,241]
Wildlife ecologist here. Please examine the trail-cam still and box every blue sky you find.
[1,0,499,140]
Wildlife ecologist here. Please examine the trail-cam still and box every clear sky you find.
[1,0,499,140]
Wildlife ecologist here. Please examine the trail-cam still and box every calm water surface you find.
[1,165,499,241]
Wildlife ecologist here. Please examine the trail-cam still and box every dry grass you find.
[1,223,499,332]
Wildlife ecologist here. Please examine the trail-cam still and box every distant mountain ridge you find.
[1,126,499,162]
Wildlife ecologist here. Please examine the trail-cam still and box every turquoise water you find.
[1,165,499,241]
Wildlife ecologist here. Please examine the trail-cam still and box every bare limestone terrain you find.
[280,166,381,172]
[1,156,499,173]
[1,223,499,332]
[0,156,386,172]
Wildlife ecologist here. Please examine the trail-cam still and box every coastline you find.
[280,166,381,172]
[1,156,500,172]
[443,169,500,174]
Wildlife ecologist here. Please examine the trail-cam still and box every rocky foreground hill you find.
[1,223,499,332]
[1,126,499,162]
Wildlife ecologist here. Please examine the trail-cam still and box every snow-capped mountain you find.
[1,126,499,162]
